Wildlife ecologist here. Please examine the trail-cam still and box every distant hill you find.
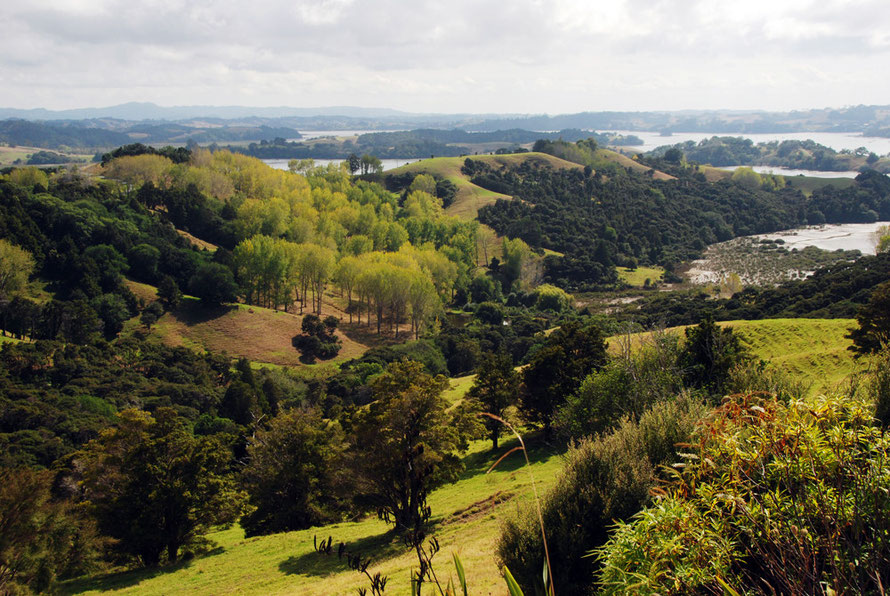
[387,152,583,219]
[0,119,130,149]
[3,103,890,136]
[0,102,418,121]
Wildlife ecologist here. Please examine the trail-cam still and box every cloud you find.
[1,0,889,112]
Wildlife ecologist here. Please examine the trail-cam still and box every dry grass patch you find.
[124,279,159,303]
[152,297,369,367]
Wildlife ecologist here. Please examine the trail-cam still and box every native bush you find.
[597,392,890,595]
[498,397,706,594]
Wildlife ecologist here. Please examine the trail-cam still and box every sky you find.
[1,0,889,114]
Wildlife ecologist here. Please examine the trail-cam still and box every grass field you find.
[0,145,93,166]
[62,433,565,596]
[616,265,665,287]
[725,318,860,395]
[783,175,856,196]
[607,318,860,396]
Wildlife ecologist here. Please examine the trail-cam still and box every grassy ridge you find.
[725,318,859,395]
[390,152,582,220]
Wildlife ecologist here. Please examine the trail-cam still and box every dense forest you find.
[473,140,890,291]
[3,138,890,596]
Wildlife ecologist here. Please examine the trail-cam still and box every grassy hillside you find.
[596,149,675,180]
[390,152,582,220]
[783,174,856,196]
[608,318,860,396]
[63,435,564,596]
[150,297,370,367]
[59,315,865,594]
[726,318,859,395]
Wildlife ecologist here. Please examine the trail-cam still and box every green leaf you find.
[453,552,468,596]
[504,565,525,596]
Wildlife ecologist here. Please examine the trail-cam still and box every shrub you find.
[597,392,890,595]
[555,329,685,439]
[497,397,705,594]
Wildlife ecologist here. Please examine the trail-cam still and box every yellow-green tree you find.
[0,240,34,299]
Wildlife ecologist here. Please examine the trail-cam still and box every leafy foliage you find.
[521,321,608,433]
[349,361,467,534]
[597,392,890,595]
[0,467,104,594]
[75,408,247,566]
[498,397,706,594]
[241,408,348,536]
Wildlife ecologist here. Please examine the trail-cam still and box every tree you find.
[334,255,362,323]
[677,316,748,395]
[349,360,467,535]
[141,301,164,330]
[7,166,49,189]
[467,350,520,449]
[91,293,132,339]
[76,408,246,566]
[347,153,361,175]
[292,313,341,363]
[731,166,763,190]
[522,322,608,436]
[0,467,102,594]
[241,408,348,536]
[156,275,182,311]
[408,273,441,339]
[128,243,161,283]
[0,239,34,299]
[189,263,238,306]
[849,280,890,354]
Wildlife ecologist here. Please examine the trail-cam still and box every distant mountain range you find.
[0,102,426,121]
[3,103,890,152]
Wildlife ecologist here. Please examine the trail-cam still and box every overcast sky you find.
[2,0,889,114]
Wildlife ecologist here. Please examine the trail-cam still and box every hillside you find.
[608,318,859,396]
[63,435,565,596]
[59,315,866,595]
[148,296,371,367]
[389,152,583,219]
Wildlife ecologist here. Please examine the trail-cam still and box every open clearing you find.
[151,296,370,367]
[616,265,665,287]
